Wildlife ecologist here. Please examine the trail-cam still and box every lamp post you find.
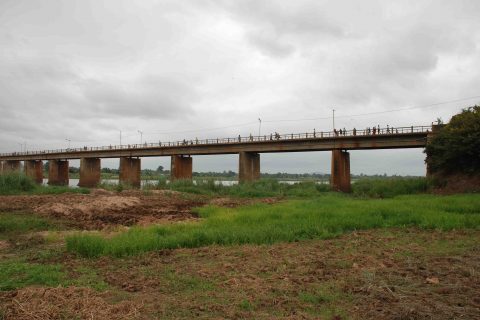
[119,130,122,146]
[138,130,143,144]
[65,139,71,149]
[332,109,336,131]
[258,118,262,137]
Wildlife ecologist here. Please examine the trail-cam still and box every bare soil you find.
[0,287,142,320]
[2,229,478,319]
[433,173,480,194]
[0,190,278,230]
[1,189,201,230]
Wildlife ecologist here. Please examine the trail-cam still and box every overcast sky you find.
[1,0,479,175]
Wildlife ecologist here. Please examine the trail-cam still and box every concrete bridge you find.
[0,125,436,192]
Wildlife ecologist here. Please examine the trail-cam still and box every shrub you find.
[0,173,36,195]
[352,177,430,198]
[425,106,480,174]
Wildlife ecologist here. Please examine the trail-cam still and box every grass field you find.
[0,173,89,195]
[156,177,430,198]
[66,193,480,257]
[1,175,479,319]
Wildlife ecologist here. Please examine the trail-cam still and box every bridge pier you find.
[3,160,21,173]
[119,157,141,187]
[48,160,69,186]
[171,155,192,181]
[79,158,101,188]
[24,160,43,184]
[239,152,260,183]
[331,150,351,192]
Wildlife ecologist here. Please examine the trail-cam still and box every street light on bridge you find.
[138,130,144,144]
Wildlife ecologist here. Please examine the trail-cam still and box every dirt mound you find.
[209,197,280,208]
[0,240,9,251]
[0,191,205,229]
[34,196,142,217]
[1,286,142,320]
[32,192,205,229]
[433,173,480,194]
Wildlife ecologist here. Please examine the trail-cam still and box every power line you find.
[10,95,478,147]
[263,95,480,123]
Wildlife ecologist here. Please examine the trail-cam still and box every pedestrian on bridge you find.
[353,128,357,136]
[373,127,377,135]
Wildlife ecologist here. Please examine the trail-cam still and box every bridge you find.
[0,125,437,192]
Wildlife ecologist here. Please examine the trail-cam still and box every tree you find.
[425,106,480,175]
[156,165,164,173]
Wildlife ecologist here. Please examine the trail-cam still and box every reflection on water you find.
[43,178,330,188]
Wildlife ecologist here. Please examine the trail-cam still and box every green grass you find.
[352,177,431,198]
[0,173,89,195]
[0,261,66,291]
[0,213,54,239]
[0,172,36,194]
[159,178,331,197]
[0,260,109,291]
[159,177,432,198]
[66,193,480,258]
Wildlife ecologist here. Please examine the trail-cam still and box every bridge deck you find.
[0,126,431,161]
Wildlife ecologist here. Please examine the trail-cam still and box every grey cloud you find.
[217,0,346,58]
[81,75,197,119]
[247,31,295,58]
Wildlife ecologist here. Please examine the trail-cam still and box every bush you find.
[0,173,36,195]
[352,177,430,198]
[425,106,480,174]
[156,178,333,198]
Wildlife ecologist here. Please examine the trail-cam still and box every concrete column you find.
[239,152,260,183]
[48,160,69,186]
[3,160,21,172]
[171,155,193,181]
[331,150,351,192]
[79,158,101,188]
[119,157,141,187]
[24,160,43,184]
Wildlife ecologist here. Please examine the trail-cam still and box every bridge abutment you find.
[48,160,69,186]
[24,160,43,184]
[331,150,351,192]
[79,158,101,188]
[171,155,192,181]
[239,152,260,183]
[119,157,141,187]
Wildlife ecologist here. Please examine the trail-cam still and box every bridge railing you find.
[0,125,432,157]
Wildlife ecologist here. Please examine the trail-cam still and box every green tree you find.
[425,106,480,174]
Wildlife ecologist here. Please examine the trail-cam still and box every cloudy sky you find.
[1,0,479,175]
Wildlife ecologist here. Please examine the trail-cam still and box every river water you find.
[42,178,330,188]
